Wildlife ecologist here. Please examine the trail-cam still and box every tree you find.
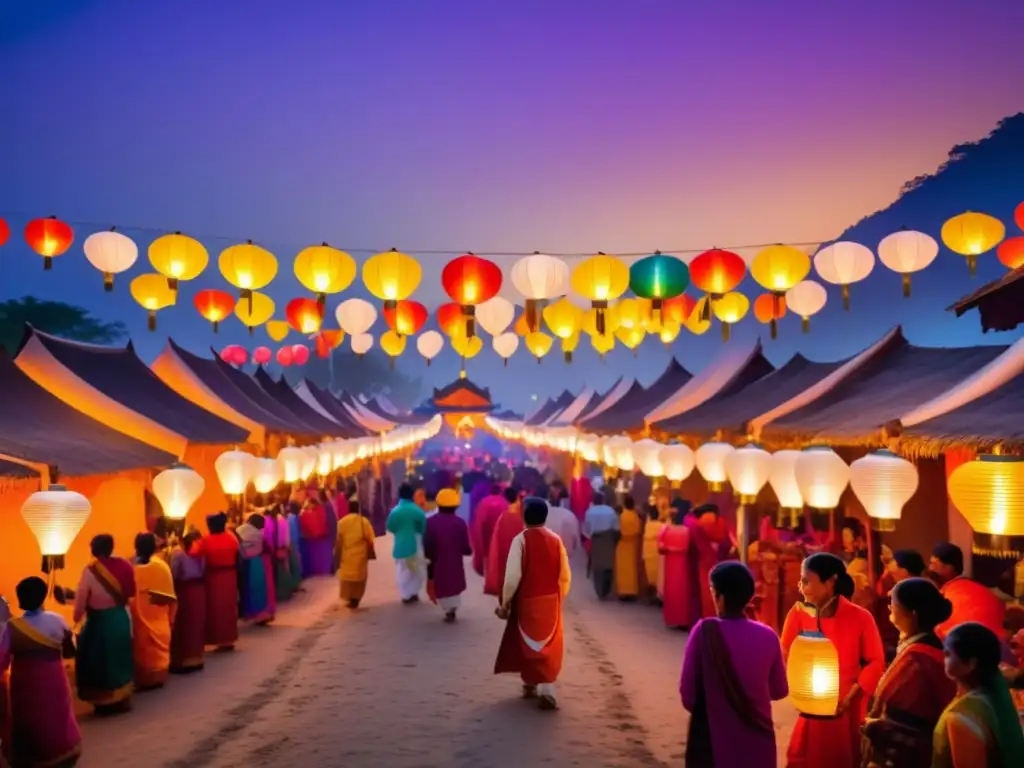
[0,296,127,354]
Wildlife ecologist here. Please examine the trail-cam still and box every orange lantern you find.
[513,312,531,336]
[1015,201,1024,232]
[194,289,235,332]
[25,216,74,270]
[384,300,428,337]
[689,248,746,319]
[286,298,323,334]
[997,237,1024,270]
[753,293,787,339]
[315,329,345,359]
[662,294,697,326]
[437,302,465,337]
[441,253,503,338]
[0,216,9,248]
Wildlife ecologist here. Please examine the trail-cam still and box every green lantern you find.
[629,252,690,311]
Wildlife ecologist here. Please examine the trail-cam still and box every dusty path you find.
[79,539,796,767]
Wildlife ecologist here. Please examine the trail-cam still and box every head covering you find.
[436,488,460,508]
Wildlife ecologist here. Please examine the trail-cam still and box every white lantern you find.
[277,445,305,484]
[475,296,515,336]
[850,449,918,529]
[605,436,635,472]
[794,446,850,510]
[511,253,570,332]
[785,280,828,333]
[301,448,318,480]
[416,330,444,366]
[576,433,602,463]
[813,242,875,310]
[151,463,205,521]
[252,458,281,494]
[725,443,772,503]
[632,439,665,477]
[316,446,333,478]
[492,332,519,366]
[659,443,695,486]
[21,484,91,559]
[769,450,805,510]
[696,441,736,491]
[335,298,377,335]
[877,230,938,298]
[83,228,138,291]
[215,448,256,496]
[351,333,374,356]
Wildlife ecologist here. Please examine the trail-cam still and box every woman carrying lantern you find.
[781,552,885,768]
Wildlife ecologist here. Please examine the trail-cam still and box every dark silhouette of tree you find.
[0,296,127,354]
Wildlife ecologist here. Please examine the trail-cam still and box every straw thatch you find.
[949,265,1024,333]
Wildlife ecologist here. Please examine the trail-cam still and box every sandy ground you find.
[78,538,797,767]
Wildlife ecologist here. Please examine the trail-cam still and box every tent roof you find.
[525,390,575,426]
[362,396,433,425]
[433,378,492,404]
[252,368,348,437]
[207,354,320,438]
[336,390,397,430]
[949,265,1024,333]
[296,380,371,437]
[572,379,622,423]
[583,359,692,433]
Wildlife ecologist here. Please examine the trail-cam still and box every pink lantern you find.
[252,346,271,365]
[291,344,309,365]
[276,346,294,367]
[220,345,248,366]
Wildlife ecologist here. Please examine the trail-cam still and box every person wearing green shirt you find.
[387,483,428,603]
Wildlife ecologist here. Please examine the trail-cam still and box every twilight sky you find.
[1,0,1023,411]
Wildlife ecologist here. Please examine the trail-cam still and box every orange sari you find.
[132,558,178,689]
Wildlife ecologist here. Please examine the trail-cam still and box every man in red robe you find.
[472,485,512,576]
[690,502,735,619]
[484,490,524,597]
[929,542,1006,640]
[494,497,571,710]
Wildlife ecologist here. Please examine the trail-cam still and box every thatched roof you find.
[583,359,692,434]
[949,265,1024,333]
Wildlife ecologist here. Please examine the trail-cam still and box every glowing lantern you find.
[632,439,665,477]
[785,280,827,333]
[1016,202,1024,232]
[659,322,682,346]
[221,345,248,366]
[725,443,772,503]
[695,441,735,491]
[850,449,918,530]
[416,330,444,366]
[753,293,787,339]
[291,344,310,366]
[219,240,278,312]
[21,484,91,569]
[948,455,1024,536]
[293,243,356,307]
[560,331,581,363]
[276,346,294,367]
[277,445,306,484]
[151,463,205,522]
[877,229,939,296]
[384,300,428,337]
[711,292,749,341]
[941,212,1005,276]
[659,443,695,486]
[266,319,290,342]
[570,254,630,334]
[794,446,849,510]
[83,228,138,290]
[591,332,615,358]
[317,447,333,478]
[362,248,421,310]
[769,450,804,510]
[234,292,276,336]
[492,332,519,366]
[380,329,407,367]
[662,294,698,326]
[475,296,515,337]
[215,448,256,496]
[335,298,377,336]
[996,237,1024,270]
[437,302,465,337]
[582,303,621,338]
[685,309,712,335]
[689,248,746,320]
[525,331,553,363]
[814,242,875,310]
[616,326,645,355]
[194,289,235,332]
[605,436,635,472]
[149,232,208,294]
[451,333,483,360]
[285,297,323,335]
[629,252,690,314]
[751,245,810,329]
[300,448,317,480]
[252,346,272,365]
[787,631,841,717]
[24,216,74,270]
[351,333,373,357]
[0,217,8,248]
[314,329,344,359]
[616,298,649,330]
[442,253,503,337]
[252,458,281,495]
[511,253,570,331]
[131,273,177,331]
[543,297,584,342]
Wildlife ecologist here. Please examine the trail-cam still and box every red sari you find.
[936,576,1006,640]
[198,532,240,648]
[692,515,731,619]
[484,504,524,597]
[658,523,693,628]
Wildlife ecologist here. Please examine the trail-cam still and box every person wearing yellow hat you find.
[423,488,472,623]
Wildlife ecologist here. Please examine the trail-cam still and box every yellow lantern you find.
[685,307,712,335]
[525,331,553,363]
[752,244,811,294]
[234,292,275,336]
[265,319,290,342]
[148,232,209,294]
[941,212,1005,276]
[294,243,356,307]
[591,332,615,359]
[380,329,407,368]
[616,297,651,330]
[361,248,422,309]
[277,445,306,484]
[948,455,1024,536]
[219,240,278,309]
[252,458,281,494]
[130,273,177,331]
[21,484,91,569]
[582,304,621,337]
[543,297,583,341]
[787,628,841,717]
[615,325,645,355]
[570,254,629,334]
[151,463,205,523]
[659,321,681,346]
[711,292,749,341]
[214,448,256,496]
[451,333,483,360]
[560,331,581,363]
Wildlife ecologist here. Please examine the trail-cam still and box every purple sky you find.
[1,1,1023,410]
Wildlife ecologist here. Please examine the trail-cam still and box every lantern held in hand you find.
[84,227,138,290]
[787,630,841,717]
[25,216,74,270]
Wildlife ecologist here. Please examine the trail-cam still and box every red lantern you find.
[276,346,294,367]
[221,345,248,366]
[0,216,9,248]
[24,216,74,270]
[384,300,428,336]
[753,293,787,339]
[314,329,344,359]
[291,344,310,365]
[441,253,503,337]
[689,248,746,319]
[1015,201,1024,233]
[193,289,235,332]
[662,294,698,326]
[286,297,323,334]
[253,346,272,365]
[436,302,465,337]
[997,236,1024,270]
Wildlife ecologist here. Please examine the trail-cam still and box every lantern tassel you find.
[701,295,712,322]
[426,358,431,367]
[802,317,810,333]
[249,326,254,337]
[968,255,977,277]
[770,318,778,340]
[148,311,157,332]
[167,277,179,293]
[902,273,911,298]
[564,351,572,364]
[212,321,219,333]
[389,357,395,370]
[842,284,851,311]
[44,256,53,271]
[525,299,539,333]
[103,272,114,292]
[503,358,508,368]
[317,293,326,311]
[721,323,731,342]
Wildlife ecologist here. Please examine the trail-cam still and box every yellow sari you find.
[642,518,663,588]
[132,558,177,689]
[337,514,376,602]
[614,509,643,598]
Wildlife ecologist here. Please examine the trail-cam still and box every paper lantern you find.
[753,293,786,339]
[850,449,918,529]
[416,330,444,366]
[1016,201,1024,232]
[286,297,323,335]
[543,297,584,342]
[570,254,630,334]
[604,436,635,472]
[234,291,276,336]
[277,445,306,484]
[725,443,772,503]
[83,228,138,290]
[877,229,939,297]
[629,252,689,312]
[293,243,356,306]
[152,463,205,521]
[362,248,421,309]
[436,302,465,337]
[316,447,334,478]
[24,216,74,269]
[794,446,849,510]
[662,294,698,326]
[616,298,649,330]
[193,289,235,332]
[252,458,281,494]
[632,439,664,477]
[814,242,875,310]
[451,333,483,360]
[383,300,428,337]
[442,253,503,337]
[591,332,615,358]
[314,330,344,360]
[695,442,735,491]
[215,448,255,496]
[0,217,8,248]
[525,331,553,363]
[582,303,621,338]
[685,308,712,335]
[941,211,1005,276]
[130,273,176,331]
[658,443,695,486]
[252,346,272,365]
[335,298,377,336]
[996,237,1024,270]
[559,331,581,363]
[690,248,746,320]
[785,280,827,333]
[787,631,840,717]
[149,232,208,293]
[264,319,289,343]
[616,325,645,355]
[276,346,294,367]
[220,345,248,366]
[300,447,317,480]
[711,292,749,341]
[511,253,570,331]
[492,332,519,366]
[751,244,811,294]
[351,333,373,357]
[657,321,681,347]
[769,450,804,510]
[475,296,515,337]
[291,344,310,366]
[219,241,278,310]
[21,484,91,563]
[948,455,1024,536]
[380,329,407,366]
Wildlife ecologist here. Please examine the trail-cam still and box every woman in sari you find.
[74,533,136,714]
[337,501,377,608]
[4,577,81,767]
[286,500,304,593]
[170,531,206,674]
[265,505,296,603]
[658,503,694,629]
[132,533,177,689]
[641,505,663,604]
[933,622,1024,767]
[300,487,333,576]
[861,577,957,767]
[613,496,642,600]
[781,553,885,768]
[237,513,276,625]
[197,512,240,650]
